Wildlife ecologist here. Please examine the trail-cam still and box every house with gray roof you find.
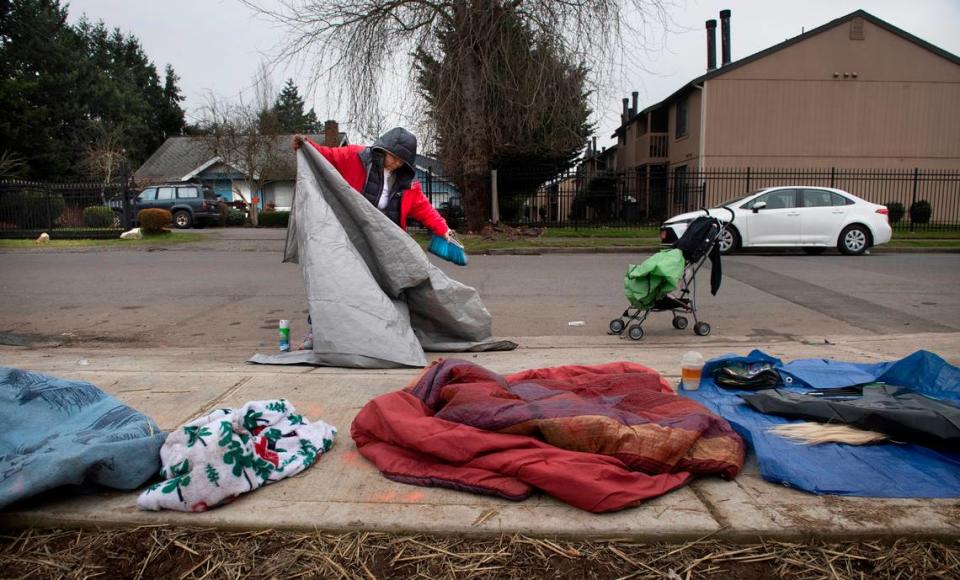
[134,121,348,211]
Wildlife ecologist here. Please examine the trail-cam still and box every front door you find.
[742,188,801,246]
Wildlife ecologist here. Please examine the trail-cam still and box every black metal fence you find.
[492,167,960,230]
[0,180,131,239]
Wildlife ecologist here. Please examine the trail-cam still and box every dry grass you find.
[2,528,959,579]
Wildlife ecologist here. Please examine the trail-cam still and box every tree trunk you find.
[458,24,491,233]
[249,179,260,227]
[462,55,490,232]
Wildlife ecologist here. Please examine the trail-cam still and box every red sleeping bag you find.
[351,359,744,512]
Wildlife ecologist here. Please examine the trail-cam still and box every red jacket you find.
[306,139,449,236]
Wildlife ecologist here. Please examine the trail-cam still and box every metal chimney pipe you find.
[631,92,638,115]
[592,136,597,152]
[706,19,717,70]
[622,98,629,122]
[720,9,731,66]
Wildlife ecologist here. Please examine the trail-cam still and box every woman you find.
[294,127,455,350]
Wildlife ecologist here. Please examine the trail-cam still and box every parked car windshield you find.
[718,190,765,208]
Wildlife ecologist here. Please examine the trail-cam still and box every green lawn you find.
[0,232,205,248]
[541,227,660,239]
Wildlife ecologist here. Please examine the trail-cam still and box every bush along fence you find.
[0,179,132,239]
[484,167,960,231]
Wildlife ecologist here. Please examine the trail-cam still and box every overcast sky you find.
[66,0,960,150]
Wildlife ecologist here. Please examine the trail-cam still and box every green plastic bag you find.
[624,249,685,309]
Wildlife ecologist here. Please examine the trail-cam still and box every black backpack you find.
[674,216,720,263]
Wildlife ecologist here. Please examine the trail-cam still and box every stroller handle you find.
[701,206,736,224]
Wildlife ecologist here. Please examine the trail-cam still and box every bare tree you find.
[198,68,283,227]
[0,151,27,179]
[241,0,670,231]
[81,126,127,185]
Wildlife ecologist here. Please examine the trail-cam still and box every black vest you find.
[359,149,409,227]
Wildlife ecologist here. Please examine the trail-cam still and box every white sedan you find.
[660,187,892,256]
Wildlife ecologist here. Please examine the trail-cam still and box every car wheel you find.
[173,210,193,229]
[838,225,869,256]
[718,226,741,254]
[802,247,826,256]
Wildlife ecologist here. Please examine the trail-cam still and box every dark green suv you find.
[120,183,221,228]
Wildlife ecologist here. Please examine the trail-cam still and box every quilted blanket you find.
[352,359,744,512]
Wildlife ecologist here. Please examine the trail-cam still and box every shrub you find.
[138,208,172,233]
[227,208,247,226]
[257,211,289,227]
[885,201,905,224]
[82,206,116,228]
[909,200,932,225]
[0,190,65,228]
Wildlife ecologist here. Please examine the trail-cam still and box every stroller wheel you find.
[627,324,644,341]
[672,316,689,330]
[694,322,712,336]
[609,318,626,334]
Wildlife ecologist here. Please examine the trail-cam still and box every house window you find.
[675,97,688,139]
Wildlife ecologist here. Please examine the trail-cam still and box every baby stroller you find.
[609,208,735,341]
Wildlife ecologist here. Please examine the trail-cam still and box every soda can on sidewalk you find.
[278,319,291,352]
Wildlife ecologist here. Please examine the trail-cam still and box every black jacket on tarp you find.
[740,384,960,448]
[674,216,722,295]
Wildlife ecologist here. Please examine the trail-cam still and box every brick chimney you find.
[324,120,339,147]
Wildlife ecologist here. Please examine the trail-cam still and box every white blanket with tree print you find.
[137,399,336,512]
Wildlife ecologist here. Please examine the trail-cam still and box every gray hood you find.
[371,127,417,171]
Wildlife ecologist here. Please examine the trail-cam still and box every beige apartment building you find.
[614,9,960,177]
[604,10,960,222]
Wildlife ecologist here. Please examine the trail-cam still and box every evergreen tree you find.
[0,0,188,178]
[272,79,319,133]
[160,64,187,138]
[415,6,593,227]
[0,0,87,177]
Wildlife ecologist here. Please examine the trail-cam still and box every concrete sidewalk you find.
[1,333,959,541]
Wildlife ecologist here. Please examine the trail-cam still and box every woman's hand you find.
[444,229,456,242]
[292,135,304,150]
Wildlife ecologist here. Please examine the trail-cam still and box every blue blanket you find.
[1,367,166,508]
[683,350,960,497]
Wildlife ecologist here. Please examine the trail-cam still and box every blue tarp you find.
[683,350,960,497]
[1,367,166,508]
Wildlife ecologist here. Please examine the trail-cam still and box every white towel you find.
[137,399,336,512]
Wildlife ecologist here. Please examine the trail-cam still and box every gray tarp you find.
[249,143,516,368]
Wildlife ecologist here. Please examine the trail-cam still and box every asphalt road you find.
[1,236,958,349]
